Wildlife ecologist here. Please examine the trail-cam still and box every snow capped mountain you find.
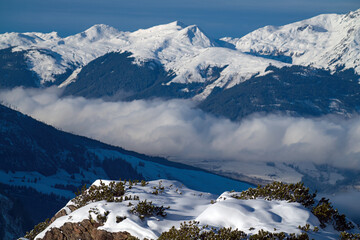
[174,47,286,101]
[0,21,219,85]
[0,21,282,92]
[1,9,358,99]
[0,31,60,49]
[223,9,360,74]
[69,24,120,43]
[126,21,214,59]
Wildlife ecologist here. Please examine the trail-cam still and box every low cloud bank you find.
[321,191,360,225]
[1,87,360,170]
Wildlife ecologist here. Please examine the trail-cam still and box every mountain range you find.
[0,9,359,119]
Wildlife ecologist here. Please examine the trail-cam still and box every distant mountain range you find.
[0,9,359,119]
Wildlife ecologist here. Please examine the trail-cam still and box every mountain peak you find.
[137,21,187,34]
[86,24,117,31]
[128,21,213,49]
[222,9,360,74]
[344,8,360,20]
[32,31,60,41]
[177,24,214,48]
[171,20,187,28]
[73,24,120,42]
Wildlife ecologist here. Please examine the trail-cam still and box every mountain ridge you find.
[0,103,252,239]
[1,9,358,96]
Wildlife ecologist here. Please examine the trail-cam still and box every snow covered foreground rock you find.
[25,180,359,240]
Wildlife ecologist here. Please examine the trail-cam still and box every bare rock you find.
[50,209,67,224]
[40,219,133,240]
[49,205,78,224]
[67,205,78,212]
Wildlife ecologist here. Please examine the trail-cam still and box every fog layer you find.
[1,87,360,170]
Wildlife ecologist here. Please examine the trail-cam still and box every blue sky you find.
[0,0,359,38]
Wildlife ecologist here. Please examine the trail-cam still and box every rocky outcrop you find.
[40,219,133,240]
[41,205,135,240]
[49,205,78,224]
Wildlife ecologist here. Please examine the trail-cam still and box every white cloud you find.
[1,87,360,171]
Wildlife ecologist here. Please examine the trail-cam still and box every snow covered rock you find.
[28,180,359,240]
